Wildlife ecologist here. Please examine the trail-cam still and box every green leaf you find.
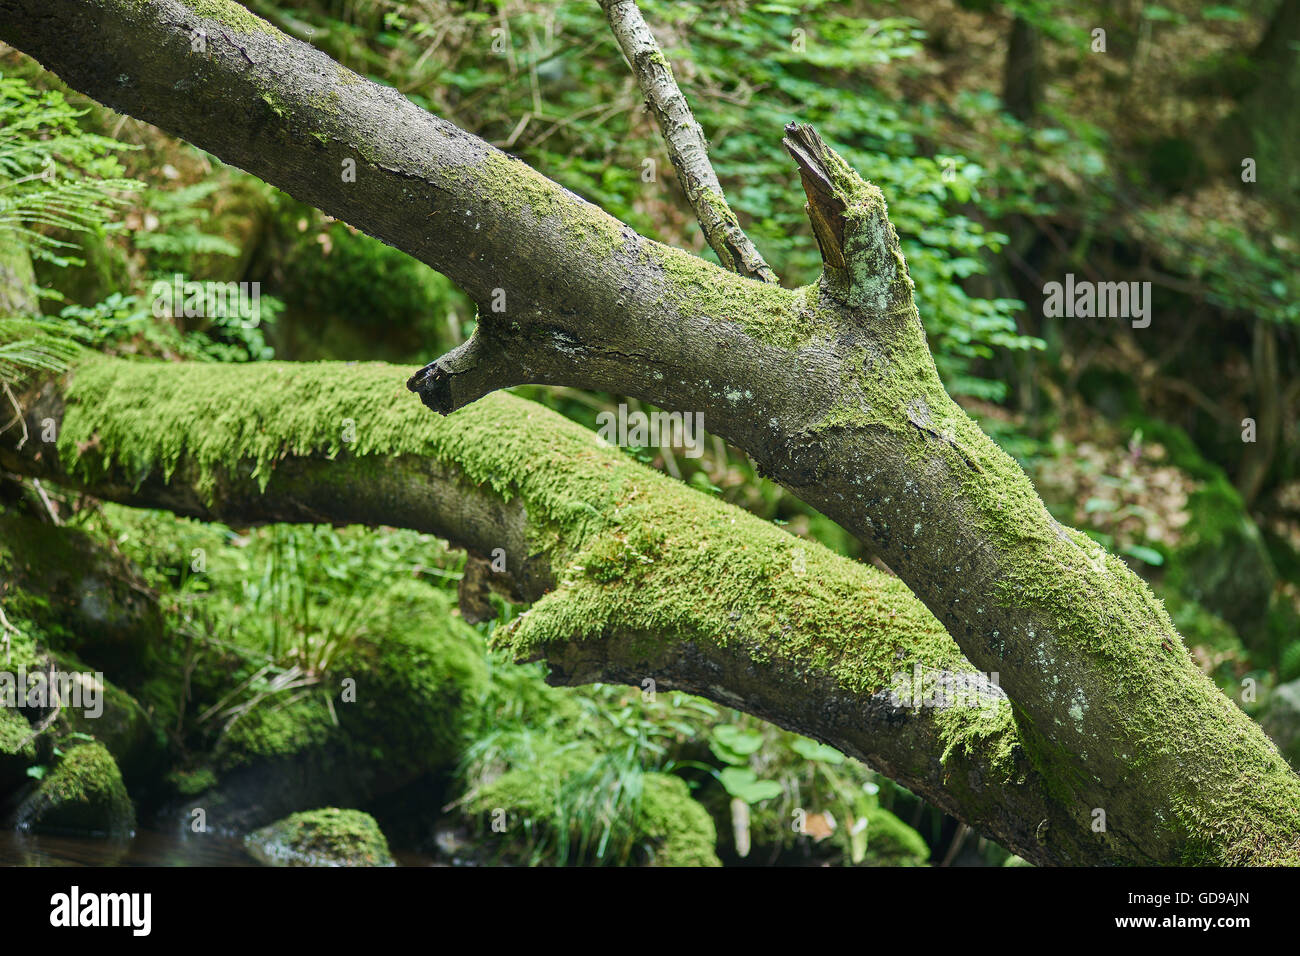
[790,737,845,764]
[719,767,783,804]
[709,725,764,765]
[1121,543,1165,567]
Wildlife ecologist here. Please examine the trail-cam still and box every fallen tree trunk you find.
[3,356,1082,863]
[2,0,1298,863]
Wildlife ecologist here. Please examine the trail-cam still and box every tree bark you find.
[1002,15,1041,122]
[2,0,1299,864]
[1237,320,1281,507]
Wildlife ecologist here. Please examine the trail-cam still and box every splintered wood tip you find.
[782,123,846,268]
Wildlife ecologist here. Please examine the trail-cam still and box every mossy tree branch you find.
[2,0,1299,863]
[598,0,776,282]
[4,357,1084,864]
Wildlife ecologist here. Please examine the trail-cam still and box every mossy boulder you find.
[0,706,38,795]
[638,773,723,867]
[0,628,162,789]
[1,630,49,804]
[11,741,135,836]
[51,651,164,784]
[244,808,394,867]
[183,581,484,831]
[0,513,166,683]
[469,747,720,867]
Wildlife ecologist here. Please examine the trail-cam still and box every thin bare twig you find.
[31,478,61,525]
[1,381,29,451]
[940,822,970,866]
[0,601,22,665]
[598,0,776,283]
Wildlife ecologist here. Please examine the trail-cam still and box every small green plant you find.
[0,73,140,384]
[0,74,139,269]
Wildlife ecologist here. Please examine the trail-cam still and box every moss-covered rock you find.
[0,513,166,684]
[638,773,722,867]
[469,746,720,867]
[244,808,394,867]
[11,741,135,836]
[50,650,164,783]
[0,585,163,789]
[0,705,38,795]
[183,580,484,831]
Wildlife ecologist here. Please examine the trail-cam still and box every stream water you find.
[0,828,436,866]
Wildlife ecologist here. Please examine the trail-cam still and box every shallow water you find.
[0,828,435,866]
[0,828,258,866]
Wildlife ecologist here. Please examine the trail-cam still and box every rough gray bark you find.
[2,0,1298,864]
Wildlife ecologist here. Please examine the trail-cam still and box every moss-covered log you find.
[7,356,1082,863]
[1,0,1298,864]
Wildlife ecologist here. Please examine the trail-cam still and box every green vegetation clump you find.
[0,707,35,760]
[195,580,484,828]
[637,774,722,868]
[166,766,218,797]
[468,745,719,867]
[858,803,931,866]
[244,808,394,867]
[177,0,284,39]
[0,707,38,792]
